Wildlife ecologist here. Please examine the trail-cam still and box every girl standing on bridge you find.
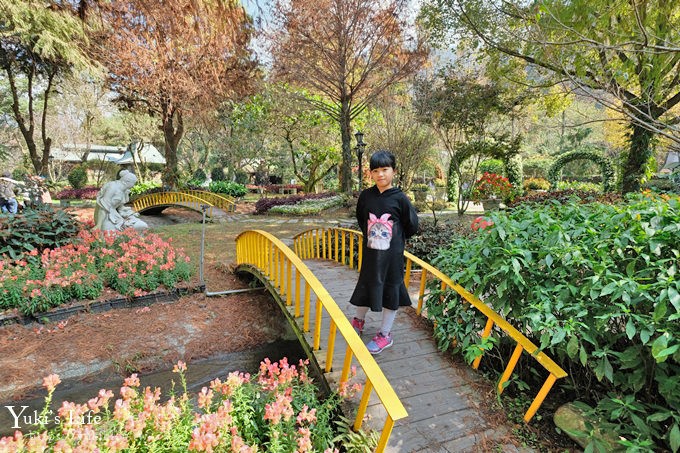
[349,150,419,354]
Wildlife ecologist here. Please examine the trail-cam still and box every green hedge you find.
[208,180,247,197]
[429,195,680,451]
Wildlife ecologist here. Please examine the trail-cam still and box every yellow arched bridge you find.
[235,227,567,452]
[131,190,236,217]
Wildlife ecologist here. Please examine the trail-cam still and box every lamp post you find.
[354,130,366,191]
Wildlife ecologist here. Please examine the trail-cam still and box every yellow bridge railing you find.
[131,191,216,217]
[235,230,407,452]
[293,227,568,423]
[183,190,236,212]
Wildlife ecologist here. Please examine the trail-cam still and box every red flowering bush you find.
[0,359,367,452]
[0,229,192,315]
[54,186,100,200]
[470,172,513,202]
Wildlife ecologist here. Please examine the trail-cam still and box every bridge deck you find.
[297,259,528,453]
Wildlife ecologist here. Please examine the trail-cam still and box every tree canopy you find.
[0,0,93,175]
[270,0,428,193]
[94,0,258,188]
[421,0,680,192]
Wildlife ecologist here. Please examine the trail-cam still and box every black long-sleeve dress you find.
[349,185,419,312]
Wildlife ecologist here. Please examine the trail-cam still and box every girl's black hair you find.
[369,150,396,170]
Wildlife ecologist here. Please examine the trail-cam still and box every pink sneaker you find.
[351,317,365,335]
[367,332,393,354]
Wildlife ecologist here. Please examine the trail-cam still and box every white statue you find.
[94,170,148,232]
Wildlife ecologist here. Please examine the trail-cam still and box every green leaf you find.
[651,334,670,362]
[512,257,521,274]
[566,335,579,358]
[654,344,680,362]
[551,328,566,346]
[669,287,680,313]
[654,299,669,321]
[579,345,588,366]
[545,254,553,267]
[625,318,636,340]
[594,357,607,381]
[600,282,617,297]
[646,412,671,422]
[670,423,680,453]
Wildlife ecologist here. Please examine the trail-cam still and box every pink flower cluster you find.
[0,228,192,311]
[0,358,359,452]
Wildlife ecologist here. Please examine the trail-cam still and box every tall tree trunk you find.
[339,99,353,193]
[161,107,184,189]
[621,123,654,194]
[38,71,56,176]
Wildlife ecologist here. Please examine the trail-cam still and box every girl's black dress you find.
[349,185,419,312]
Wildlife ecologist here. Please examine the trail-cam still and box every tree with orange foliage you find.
[270,0,428,193]
[93,0,257,188]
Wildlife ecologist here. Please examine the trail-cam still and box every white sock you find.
[380,308,397,336]
[355,306,369,320]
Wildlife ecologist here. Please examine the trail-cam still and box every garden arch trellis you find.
[548,150,615,192]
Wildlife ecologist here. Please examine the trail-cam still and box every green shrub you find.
[548,150,615,192]
[479,159,504,175]
[556,180,603,192]
[0,207,81,260]
[429,195,680,451]
[407,218,472,263]
[129,181,162,196]
[643,173,680,194]
[211,166,226,181]
[233,169,249,184]
[67,165,88,189]
[411,183,430,192]
[523,177,550,191]
[208,180,247,197]
[504,154,523,189]
[192,168,208,183]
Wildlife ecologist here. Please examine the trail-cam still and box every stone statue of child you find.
[94,170,148,232]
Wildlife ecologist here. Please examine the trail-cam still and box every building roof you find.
[115,143,166,164]
[50,143,165,165]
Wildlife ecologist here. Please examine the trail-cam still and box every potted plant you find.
[470,172,513,210]
[411,183,430,202]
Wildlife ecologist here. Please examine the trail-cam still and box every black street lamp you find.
[354,130,366,191]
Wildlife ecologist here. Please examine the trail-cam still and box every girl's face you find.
[371,166,394,192]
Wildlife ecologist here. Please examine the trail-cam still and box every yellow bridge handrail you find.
[131,191,215,217]
[292,227,568,423]
[183,190,236,212]
[235,230,407,452]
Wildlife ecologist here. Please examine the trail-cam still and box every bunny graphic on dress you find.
[367,213,393,250]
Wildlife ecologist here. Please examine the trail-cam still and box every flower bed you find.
[0,229,192,316]
[268,196,346,216]
[254,192,336,215]
[0,359,370,452]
